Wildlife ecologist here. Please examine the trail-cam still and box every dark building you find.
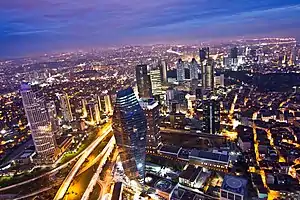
[158,60,168,83]
[230,47,238,59]
[202,97,220,134]
[113,87,147,181]
[136,64,152,98]
[199,47,209,62]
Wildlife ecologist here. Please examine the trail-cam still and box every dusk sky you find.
[1,0,300,57]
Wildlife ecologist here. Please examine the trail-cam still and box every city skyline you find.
[1,0,300,57]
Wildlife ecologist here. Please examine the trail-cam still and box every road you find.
[12,186,52,200]
[53,123,112,200]
[81,137,116,200]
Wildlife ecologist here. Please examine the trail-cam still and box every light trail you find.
[53,124,112,200]
[81,138,116,200]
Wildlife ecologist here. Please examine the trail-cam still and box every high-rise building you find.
[82,99,88,118]
[150,69,163,96]
[176,58,185,82]
[136,64,152,98]
[97,95,103,112]
[139,98,161,150]
[46,101,60,134]
[230,47,238,69]
[20,83,57,163]
[202,96,220,134]
[199,47,209,62]
[200,47,214,91]
[104,95,113,115]
[113,87,147,181]
[87,103,101,124]
[159,60,168,83]
[214,74,225,88]
[190,58,199,80]
[202,58,214,91]
[58,92,73,122]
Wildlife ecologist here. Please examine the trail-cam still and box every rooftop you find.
[221,175,248,196]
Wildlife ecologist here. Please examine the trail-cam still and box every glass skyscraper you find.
[113,87,147,182]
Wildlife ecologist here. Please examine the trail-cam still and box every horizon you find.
[1,0,300,58]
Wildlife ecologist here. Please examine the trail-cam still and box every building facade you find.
[202,97,220,134]
[136,64,152,98]
[20,83,58,163]
[58,92,73,122]
[113,87,147,182]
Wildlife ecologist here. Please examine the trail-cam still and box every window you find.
[221,191,227,198]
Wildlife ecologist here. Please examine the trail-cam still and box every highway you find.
[53,124,112,200]
[81,137,116,200]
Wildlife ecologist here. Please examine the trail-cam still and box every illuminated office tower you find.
[113,87,147,181]
[46,101,60,134]
[136,64,152,98]
[159,60,168,83]
[82,99,88,118]
[150,69,163,96]
[94,104,101,124]
[190,58,199,80]
[202,96,220,134]
[20,83,57,163]
[58,92,73,122]
[139,98,161,150]
[104,95,113,115]
[176,58,185,82]
[230,47,238,69]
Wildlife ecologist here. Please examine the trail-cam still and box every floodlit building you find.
[176,59,185,82]
[104,95,113,115]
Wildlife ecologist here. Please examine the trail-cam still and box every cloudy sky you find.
[1,0,300,57]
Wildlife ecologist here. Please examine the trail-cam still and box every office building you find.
[46,101,60,134]
[82,99,88,118]
[113,87,147,181]
[150,69,163,96]
[58,92,73,122]
[87,102,101,124]
[139,98,161,150]
[158,60,168,83]
[176,59,185,82]
[104,95,113,115]
[97,95,103,112]
[136,64,152,98]
[199,47,214,91]
[20,83,57,163]
[199,47,209,62]
[190,58,199,80]
[202,96,220,134]
[201,58,214,91]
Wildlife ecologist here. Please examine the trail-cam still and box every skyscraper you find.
[202,58,214,91]
[202,96,220,134]
[190,58,199,80]
[199,47,209,62]
[104,95,112,115]
[176,58,185,82]
[150,69,163,96]
[139,98,161,151]
[199,47,214,92]
[82,99,88,118]
[20,83,57,163]
[46,101,60,134]
[113,87,147,181]
[230,47,238,68]
[136,64,152,98]
[58,92,73,122]
[87,102,101,124]
[159,60,168,83]
[97,95,103,112]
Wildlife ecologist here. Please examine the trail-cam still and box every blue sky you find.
[1,0,300,57]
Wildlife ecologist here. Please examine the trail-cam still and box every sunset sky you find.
[1,0,300,57]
